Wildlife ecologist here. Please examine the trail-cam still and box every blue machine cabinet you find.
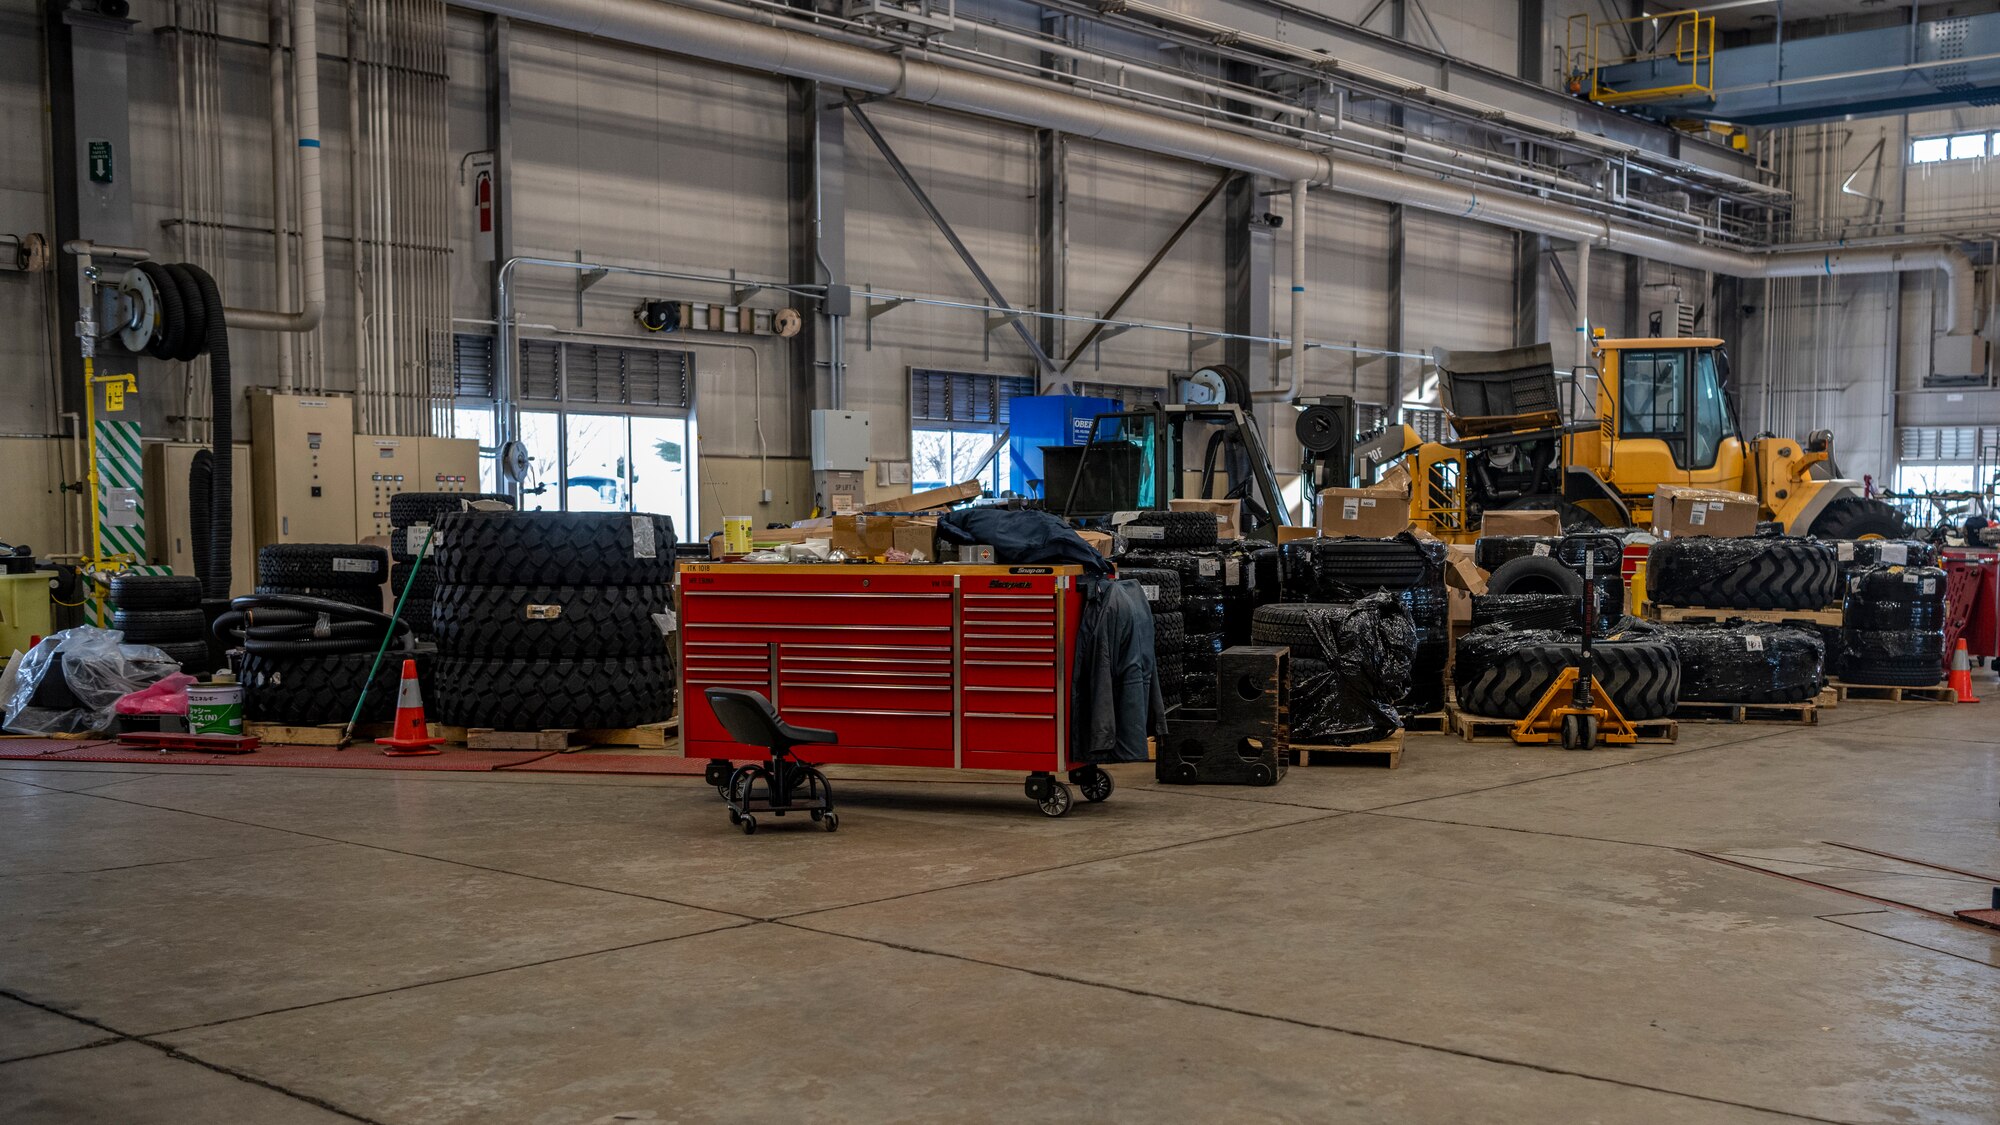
[1008,394,1120,497]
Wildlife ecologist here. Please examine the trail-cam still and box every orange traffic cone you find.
[377,659,447,755]
[1948,639,1980,704]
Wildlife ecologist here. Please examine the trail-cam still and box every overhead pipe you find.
[227,0,324,333]
[459,0,1980,340]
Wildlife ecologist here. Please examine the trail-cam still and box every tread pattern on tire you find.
[1119,510,1218,549]
[1843,565,1946,631]
[389,491,513,527]
[1473,535,1559,573]
[435,512,677,587]
[388,562,440,602]
[1117,550,1225,597]
[1117,566,1182,611]
[1648,623,1824,704]
[1280,536,1440,601]
[1840,628,1946,686]
[242,649,424,725]
[1151,611,1186,653]
[431,583,671,658]
[1454,628,1680,720]
[433,653,673,729]
[110,608,207,644]
[1648,536,1837,610]
[258,543,388,589]
[108,574,203,610]
[154,639,214,673]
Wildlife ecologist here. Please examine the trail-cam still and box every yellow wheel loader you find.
[1362,338,1906,543]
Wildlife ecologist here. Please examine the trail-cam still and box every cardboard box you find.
[1479,509,1562,537]
[1077,530,1115,559]
[893,517,938,560]
[832,514,938,559]
[1168,498,1241,541]
[868,479,983,513]
[1276,526,1320,545]
[1318,486,1412,538]
[1652,486,1758,539]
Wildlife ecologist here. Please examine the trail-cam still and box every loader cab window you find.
[1618,347,1732,469]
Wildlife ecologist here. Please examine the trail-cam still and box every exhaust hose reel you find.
[126,262,234,601]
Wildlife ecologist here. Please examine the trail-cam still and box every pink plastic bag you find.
[115,672,196,716]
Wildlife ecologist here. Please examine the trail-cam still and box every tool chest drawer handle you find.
[965,685,1054,694]
[780,644,952,656]
[965,711,1057,720]
[787,708,953,718]
[694,591,952,600]
[964,659,1051,668]
[783,669,953,679]
[786,681,952,691]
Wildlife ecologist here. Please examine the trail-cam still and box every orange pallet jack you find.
[1511,533,1636,751]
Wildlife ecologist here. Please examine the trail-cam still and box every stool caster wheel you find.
[822,811,839,832]
[1074,767,1113,803]
[740,815,758,835]
[1037,782,1073,818]
[727,809,742,825]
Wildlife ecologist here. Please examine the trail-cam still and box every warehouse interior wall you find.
[0,0,1974,546]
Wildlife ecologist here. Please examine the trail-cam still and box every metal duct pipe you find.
[228,0,325,332]
[459,0,1979,337]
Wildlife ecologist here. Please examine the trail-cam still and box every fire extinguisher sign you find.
[468,152,496,263]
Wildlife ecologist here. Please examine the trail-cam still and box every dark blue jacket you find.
[1071,576,1166,762]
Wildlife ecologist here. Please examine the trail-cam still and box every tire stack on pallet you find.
[1474,535,1624,634]
[1116,511,1226,709]
[1453,627,1681,729]
[431,511,677,733]
[256,544,388,612]
[1248,596,1411,750]
[106,574,211,672]
[386,491,512,637]
[1276,533,1443,715]
[1822,539,1938,679]
[1116,564,1184,710]
[1841,563,1950,690]
[1637,621,1826,718]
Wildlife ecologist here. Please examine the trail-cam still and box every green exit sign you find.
[87,140,113,184]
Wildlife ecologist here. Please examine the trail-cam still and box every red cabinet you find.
[680,564,1085,774]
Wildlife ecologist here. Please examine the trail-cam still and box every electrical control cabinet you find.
[417,436,481,493]
[353,436,417,540]
[810,409,870,470]
[250,391,357,546]
[352,435,482,538]
[143,441,258,597]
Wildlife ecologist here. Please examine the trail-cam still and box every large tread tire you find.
[1486,555,1582,598]
[389,491,513,527]
[107,574,203,610]
[1471,593,1581,633]
[433,653,674,729]
[1648,536,1838,611]
[1840,628,1947,686]
[241,650,424,725]
[155,639,215,673]
[1120,510,1218,549]
[257,543,389,589]
[435,512,677,587]
[1454,629,1680,720]
[1183,595,1226,635]
[1151,611,1186,653]
[431,583,671,658]
[1843,566,1947,631]
[257,585,383,612]
[1250,603,1339,660]
[1117,549,1226,597]
[1808,496,1909,540]
[388,562,440,604]
[1118,566,1182,611]
[1279,536,1439,600]
[110,608,208,644]
[1473,535,1559,573]
[1650,623,1825,704]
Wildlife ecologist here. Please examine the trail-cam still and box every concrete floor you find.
[2,694,1997,1124]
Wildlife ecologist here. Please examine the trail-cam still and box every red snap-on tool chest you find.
[679,564,1086,776]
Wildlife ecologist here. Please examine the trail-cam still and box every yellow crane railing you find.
[1564,9,1715,106]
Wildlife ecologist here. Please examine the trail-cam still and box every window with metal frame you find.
[909,368,1034,495]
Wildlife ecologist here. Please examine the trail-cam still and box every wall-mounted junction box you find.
[811,409,870,471]
[250,391,357,545]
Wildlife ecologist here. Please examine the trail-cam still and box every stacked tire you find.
[1641,622,1824,704]
[1477,535,1624,634]
[1821,540,1935,677]
[257,544,387,613]
[107,573,211,673]
[387,491,511,637]
[1249,595,1413,744]
[221,595,425,725]
[1840,565,1948,686]
[1118,565,1184,710]
[1646,535,1837,611]
[1278,533,1446,715]
[431,511,677,730]
[1118,511,1226,708]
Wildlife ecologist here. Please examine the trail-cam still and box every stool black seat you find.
[702,688,839,834]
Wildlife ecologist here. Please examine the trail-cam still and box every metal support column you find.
[792,81,846,411]
[1035,129,1066,386]
[846,102,1056,380]
[1518,0,1545,83]
[486,14,517,449]
[46,1,138,422]
[1515,232,1549,347]
[1222,173,1274,390]
[1575,240,1592,371]
[1385,0,1408,419]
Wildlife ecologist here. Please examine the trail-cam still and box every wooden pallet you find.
[244,721,401,747]
[1829,681,1958,704]
[435,717,678,752]
[1291,730,1404,769]
[1447,707,1678,745]
[1649,605,1843,627]
[1402,710,1450,734]
[1671,698,1819,725]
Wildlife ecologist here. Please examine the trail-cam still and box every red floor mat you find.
[34,743,557,771]
[499,753,708,775]
[0,738,114,760]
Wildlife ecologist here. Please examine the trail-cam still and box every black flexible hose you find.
[135,262,184,360]
[187,448,213,595]
[213,594,411,659]
[150,263,233,600]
